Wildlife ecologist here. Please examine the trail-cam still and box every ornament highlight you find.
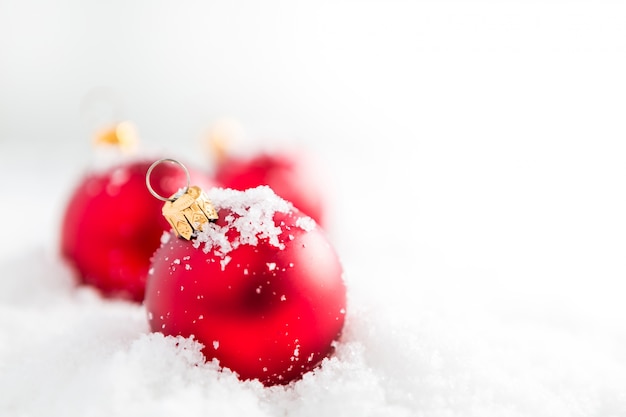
[145,159,347,386]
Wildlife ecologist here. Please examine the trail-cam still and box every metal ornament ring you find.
[146,158,190,202]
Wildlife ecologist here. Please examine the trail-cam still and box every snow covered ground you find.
[2,1,626,416]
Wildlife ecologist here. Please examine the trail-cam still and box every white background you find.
[1,1,626,416]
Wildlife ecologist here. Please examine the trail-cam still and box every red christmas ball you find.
[145,186,346,386]
[60,159,214,302]
[214,151,328,227]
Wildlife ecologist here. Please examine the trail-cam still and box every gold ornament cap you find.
[93,120,140,154]
[146,159,218,240]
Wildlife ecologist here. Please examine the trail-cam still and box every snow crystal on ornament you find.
[220,256,232,271]
[295,216,316,232]
[193,186,294,257]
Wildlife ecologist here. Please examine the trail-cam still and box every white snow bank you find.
[1,243,626,416]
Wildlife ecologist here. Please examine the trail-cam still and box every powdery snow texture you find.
[1,213,626,416]
[192,186,299,256]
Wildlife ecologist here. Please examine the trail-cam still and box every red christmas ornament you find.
[214,151,328,228]
[60,157,214,302]
[144,163,346,386]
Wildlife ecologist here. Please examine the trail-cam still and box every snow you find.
[295,217,316,233]
[193,186,297,255]
[2,1,626,416]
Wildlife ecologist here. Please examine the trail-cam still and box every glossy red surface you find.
[60,159,214,302]
[145,207,346,386]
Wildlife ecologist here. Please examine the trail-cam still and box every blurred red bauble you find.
[60,158,214,302]
[145,186,346,386]
[214,151,328,228]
